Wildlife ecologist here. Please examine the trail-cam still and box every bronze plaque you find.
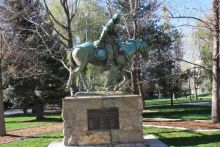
[88,108,119,130]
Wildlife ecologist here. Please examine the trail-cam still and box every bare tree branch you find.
[43,0,67,30]
[164,7,213,31]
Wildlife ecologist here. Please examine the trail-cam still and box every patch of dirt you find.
[0,124,63,144]
[143,110,158,113]
[143,119,220,130]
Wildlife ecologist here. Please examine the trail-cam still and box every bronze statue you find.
[67,14,148,91]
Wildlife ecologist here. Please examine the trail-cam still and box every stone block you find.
[79,131,111,145]
[81,99,102,109]
[75,109,87,121]
[62,110,76,121]
[63,128,72,137]
[62,95,143,146]
[129,131,143,142]
[72,120,87,132]
[112,130,142,143]
[119,97,138,111]
[120,118,133,131]
[102,98,119,108]
[137,97,143,110]
[67,135,80,145]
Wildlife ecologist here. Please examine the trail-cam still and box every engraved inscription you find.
[88,108,119,130]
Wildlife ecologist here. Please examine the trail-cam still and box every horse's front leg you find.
[105,64,118,91]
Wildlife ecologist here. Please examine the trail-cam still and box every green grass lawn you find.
[0,131,63,147]
[143,105,211,120]
[145,93,211,106]
[2,127,220,147]
[144,126,220,147]
[5,113,62,131]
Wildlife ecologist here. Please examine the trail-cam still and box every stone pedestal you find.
[62,95,143,146]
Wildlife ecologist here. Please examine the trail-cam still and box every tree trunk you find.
[34,97,44,120]
[170,93,174,106]
[131,60,139,95]
[0,70,6,136]
[23,108,27,114]
[188,78,192,102]
[137,65,144,108]
[22,99,28,114]
[158,91,161,99]
[130,0,140,95]
[211,0,220,123]
[0,34,6,136]
[193,69,198,100]
[194,87,198,100]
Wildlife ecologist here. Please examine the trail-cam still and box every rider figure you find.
[95,13,121,66]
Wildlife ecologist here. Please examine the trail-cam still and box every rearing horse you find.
[68,39,148,91]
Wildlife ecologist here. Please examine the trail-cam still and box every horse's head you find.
[136,40,148,53]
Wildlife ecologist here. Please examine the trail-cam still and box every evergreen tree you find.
[1,0,68,120]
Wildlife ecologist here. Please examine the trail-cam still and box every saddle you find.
[95,48,106,60]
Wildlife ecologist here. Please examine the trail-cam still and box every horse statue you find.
[67,39,148,91]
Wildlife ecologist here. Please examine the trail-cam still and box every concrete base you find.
[48,135,168,147]
[48,142,146,147]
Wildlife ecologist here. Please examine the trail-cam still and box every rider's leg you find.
[105,64,118,90]
[106,44,113,66]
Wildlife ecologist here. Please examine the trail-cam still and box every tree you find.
[4,56,68,118]
[2,0,48,120]
[0,0,67,121]
[211,0,219,123]
[144,28,183,105]
[0,33,6,136]
[166,0,220,123]
[43,0,80,96]
[195,19,213,92]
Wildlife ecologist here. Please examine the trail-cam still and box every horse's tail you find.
[67,50,77,67]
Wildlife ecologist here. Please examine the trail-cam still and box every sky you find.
[161,0,212,64]
[163,0,212,32]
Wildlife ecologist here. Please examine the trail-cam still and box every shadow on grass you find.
[198,93,211,97]
[27,135,63,139]
[6,113,62,123]
[6,134,23,137]
[145,128,220,146]
[145,105,210,109]
[159,133,220,146]
[143,105,211,120]
[5,133,63,139]
[6,113,61,118]
[21,117,62,123]
[6,114,36,118]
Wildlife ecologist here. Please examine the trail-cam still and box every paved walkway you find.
[144,124,220,132]
[48,135,168,147]
[180,102,211,107]
[4,109,32,116]
[144,135,168,147]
